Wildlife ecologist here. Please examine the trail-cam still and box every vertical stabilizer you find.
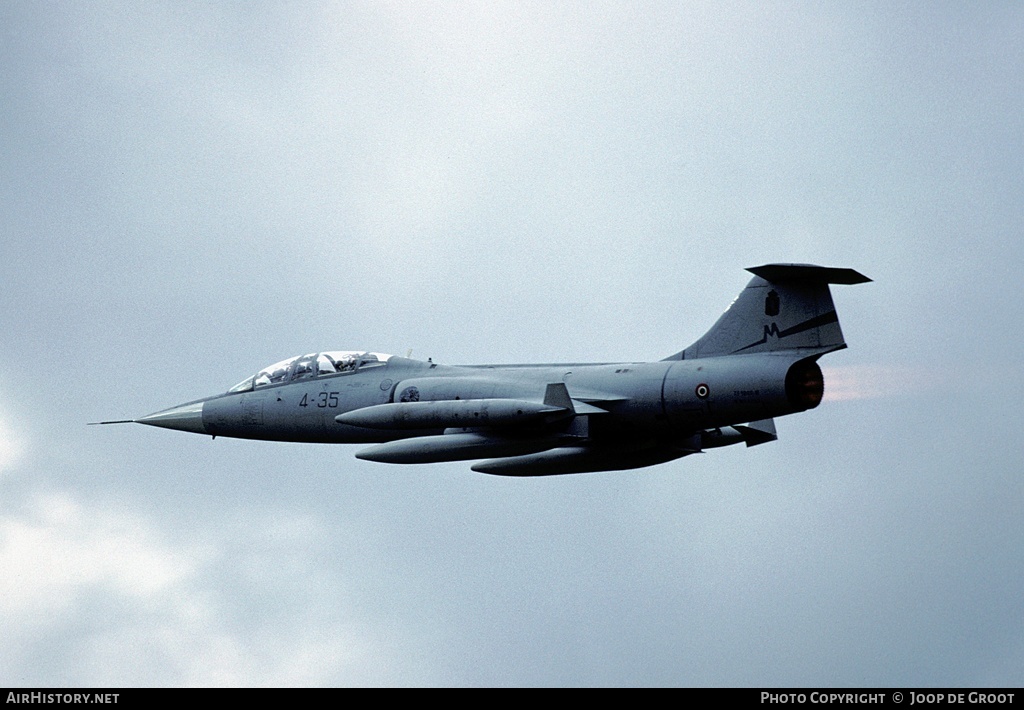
[664,264,870,360]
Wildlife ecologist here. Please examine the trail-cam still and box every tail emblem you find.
[735,311,840,353]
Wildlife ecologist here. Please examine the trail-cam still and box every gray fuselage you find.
[188,354,812,446]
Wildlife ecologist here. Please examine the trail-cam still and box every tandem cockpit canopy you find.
[227,351,392,393]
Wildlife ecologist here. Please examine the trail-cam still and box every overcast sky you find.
[2,1,1023,687]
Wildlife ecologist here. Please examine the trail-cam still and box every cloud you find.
[0,410,26,476]
[0,493,385,686]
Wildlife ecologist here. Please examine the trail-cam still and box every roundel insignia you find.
[695,383,710,399]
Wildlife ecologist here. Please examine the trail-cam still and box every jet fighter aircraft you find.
[94,264,869,476]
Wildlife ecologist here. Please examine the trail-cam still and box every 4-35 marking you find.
[299,392,339,408]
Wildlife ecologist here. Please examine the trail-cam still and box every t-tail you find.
[663,263,871,361]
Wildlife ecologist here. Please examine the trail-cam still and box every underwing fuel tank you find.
[336,398,567,430]
[355,432,573,464]
[471,446,689,477]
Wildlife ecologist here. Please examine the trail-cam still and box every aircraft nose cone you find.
[136,401,207,435]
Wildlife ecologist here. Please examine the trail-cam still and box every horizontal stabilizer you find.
[746,264,871,285]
